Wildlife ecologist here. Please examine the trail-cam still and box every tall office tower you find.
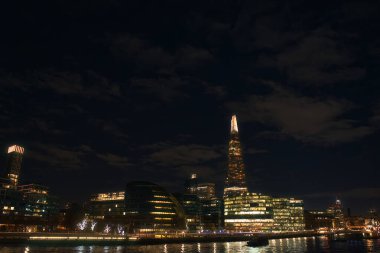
[5,145,24,188]
[327,199,345,229]
[224,115,248,197]
[185,173,198,195]
[196,183,216,200]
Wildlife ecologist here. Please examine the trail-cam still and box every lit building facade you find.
[5,145,24,188]
[124,181,185,233]
[304,210,333,230]
[87,191,125,221]
[327,199,345,229]
[184,173,198,195]
[0,146,60,232]
[272,198,292,231]
[197,183,216,200]
[201,197,223,230]
[289,198,305,231]
[224,193,274,232]
[18,184,59,218]
[176,193,202,232]
[182,174,223,231]
[224,115,248,198]
[222,117,305,232]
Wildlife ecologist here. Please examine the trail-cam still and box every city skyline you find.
[0,112,377,216]
[0,0,379,216]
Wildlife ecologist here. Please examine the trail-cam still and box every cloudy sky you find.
[0,0,379,214]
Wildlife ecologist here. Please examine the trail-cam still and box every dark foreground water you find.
[1,237,380,253]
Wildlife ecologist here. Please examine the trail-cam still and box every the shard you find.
[223,115,248,197]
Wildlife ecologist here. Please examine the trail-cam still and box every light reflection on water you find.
[0,237,379,253]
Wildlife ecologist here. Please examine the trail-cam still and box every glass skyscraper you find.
[5,145,24,188]
[224,115,248,198]
[222,116,305,232]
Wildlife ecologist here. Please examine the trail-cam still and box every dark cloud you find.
[28,144,91,170]
[245,148,268,155]
[110,34,214,73]
[110,34,175,72]
[276,28,366,85]
[97,153,131,168]
[148,143,222,167]
[0,70,121,100]
[227,86,374,144]
[130,76,189,102]
[304,187,380,199]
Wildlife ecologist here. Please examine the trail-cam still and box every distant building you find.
[0,145,59,232]
[86,191,125,224]
[304,210,333,230]
[124,181,185,233]
[18,184,59,218]
[273,198,292,231]
[181,174,223,231]
[222,116,305,232]
[200,197,223,231]
[184,173,198,195]
[327,199,345,229]
[5,145,24,188]
[224,193,274,232]
[288,198,305,231]
[224,115,248,198]
[176,193,202,232]
[197,183,216,200]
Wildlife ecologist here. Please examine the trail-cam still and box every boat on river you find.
[247,237,269,247]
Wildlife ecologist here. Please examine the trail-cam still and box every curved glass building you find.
[124,181,185,233]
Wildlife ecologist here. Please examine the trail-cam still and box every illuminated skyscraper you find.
[185,173,198,195]
[5,145,24,188]
[224,115,248,197]
[327,198,345,229]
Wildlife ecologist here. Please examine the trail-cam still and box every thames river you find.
[1,237,380,253]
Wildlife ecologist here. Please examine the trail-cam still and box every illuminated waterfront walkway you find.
[0,230,367,246]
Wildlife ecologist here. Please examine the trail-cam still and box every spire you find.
[224,115,247,198]
[231,115,238,133]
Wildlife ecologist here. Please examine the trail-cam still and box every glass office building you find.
[224,193,274,232]
[224,115,248,198]
[124,181,185,233]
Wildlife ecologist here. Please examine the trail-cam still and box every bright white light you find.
[77,219,88,231]
[104,224,111,234]
[117,224,124,235]
[91,221,97,231]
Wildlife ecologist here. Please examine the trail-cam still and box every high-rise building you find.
[272,198,292,231]
[224,115,248,198]
[184,173,198,195]
[182,174,223,231]
[5,145,24,188]
[289,198,305,231]
[0,145,60,232]
[327,199,345,229]
[222,116,305,232]
[197,183,216,200]
[176,193,202,232]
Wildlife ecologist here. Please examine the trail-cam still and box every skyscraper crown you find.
[8,145,24,154]
[231,115,238,133]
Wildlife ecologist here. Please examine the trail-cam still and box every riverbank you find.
[0,230,363,246]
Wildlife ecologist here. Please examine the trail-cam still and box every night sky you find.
[0,0,379,214]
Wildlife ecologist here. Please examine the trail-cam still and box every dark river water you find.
[1,237,380,253]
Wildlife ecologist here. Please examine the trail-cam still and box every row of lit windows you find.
[149,200,172,204]
[150,211,176,215]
